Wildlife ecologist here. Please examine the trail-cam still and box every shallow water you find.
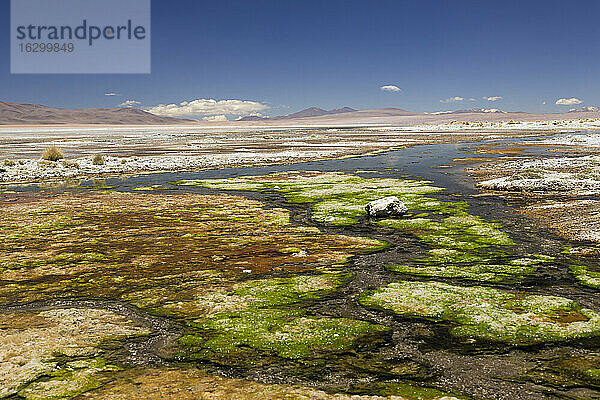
[4,136,600,399]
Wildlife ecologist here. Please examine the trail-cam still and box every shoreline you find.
[0,147,400,187]
[463,136,600,246]
[0,127,550,185]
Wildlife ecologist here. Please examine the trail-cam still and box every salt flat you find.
[0,125,526,183]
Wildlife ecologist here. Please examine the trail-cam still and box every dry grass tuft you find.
[41,146,64,162]
[92,154,105,165]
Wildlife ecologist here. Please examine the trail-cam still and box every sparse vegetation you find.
[38,160,58,168]
[3,159,15,167]
[61,160,80,169]
[92,154,105,165]
[511,168,546,180]
[42,146,64,161]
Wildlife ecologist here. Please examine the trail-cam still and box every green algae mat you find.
[0,191,403,399]
[177,274,387,362]
[179,171,555,283]
[2,169,600,400]
[0,191,379,306]
[179,171,600,346]
[359,281,600,345]
[570,264,600,288]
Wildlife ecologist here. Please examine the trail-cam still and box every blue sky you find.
[1,0,599,119]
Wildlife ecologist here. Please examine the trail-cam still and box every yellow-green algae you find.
[360,281,600,345]
[377,214,545,282]
[176,171,445,226]
[0,308,149,398]
[79,367,464,400]
[0,192,381,309]
[160,273,348,318]
[177,274,387,360]
[0,191,389,393]
[570,264,600,288]
[584,368,600,380]
[178,171,550,282]
[353,383,468,400]
[521,354,600,389]
[387,255,553,283]
[185,309,384,359]
[18,358,119,400]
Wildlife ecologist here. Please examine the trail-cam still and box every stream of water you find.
[4,135,600,399]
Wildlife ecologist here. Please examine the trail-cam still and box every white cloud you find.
[202,115,228,121]
[440,96,464,103]
[480,108,505,113]
[119,100,141,107]
[145,99,269,118]
[104,93,118,96]
[542,101,547,105]
[380,85,402,92]
[428,111,454,115]
[483,96,503,101]
[235,113,266,121]
[556,97,583,105]
[469,98,476,101]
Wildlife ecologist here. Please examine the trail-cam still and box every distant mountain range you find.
[238,106,357,121]
[429,108,507,115]
[230,105,600,126]
[0,101,194,125]
[2,100,600,126]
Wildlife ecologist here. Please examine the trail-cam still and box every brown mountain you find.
[238,106,357,121]
[275,106,356,119]
[0,101,195,125]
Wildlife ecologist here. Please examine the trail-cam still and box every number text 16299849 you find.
[19,43,75,52]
